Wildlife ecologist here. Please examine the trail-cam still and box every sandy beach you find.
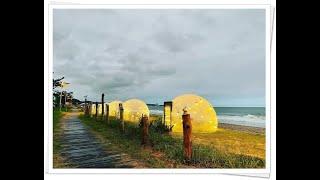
[219,122,265,134]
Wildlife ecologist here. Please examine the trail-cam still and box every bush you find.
[149,117,174,134]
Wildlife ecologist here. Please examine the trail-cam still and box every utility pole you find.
[64,91,67,112]
[59,81,70,112]
[59,91,62,112]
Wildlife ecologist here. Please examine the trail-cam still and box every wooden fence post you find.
[141,114,149,146]
[119,103,124,132]
[89,102,92,117]
[87,105,90,116]
[106,104,109,124]
[87,104,89,116]
[101,93,104,120]
[182,108,192,162]
[95,101,98,119]
[84,97,87,115]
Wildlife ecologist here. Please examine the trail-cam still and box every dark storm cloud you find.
[53,9,265,106]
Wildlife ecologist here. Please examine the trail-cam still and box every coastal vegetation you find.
[79,113,265,168]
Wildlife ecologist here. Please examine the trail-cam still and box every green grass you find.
[79,114,265,168]
[53,108,70,168]
[53,111,62,129]
[53,109,63,153]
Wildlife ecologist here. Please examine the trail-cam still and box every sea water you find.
[148,105,265,128]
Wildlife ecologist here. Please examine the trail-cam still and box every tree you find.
[53,76,64,89]
[53,76,65,108]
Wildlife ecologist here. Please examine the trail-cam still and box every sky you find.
[53,9,266,107]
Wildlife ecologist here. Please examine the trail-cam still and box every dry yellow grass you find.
[172,128,265,160]
[151,114,265,160]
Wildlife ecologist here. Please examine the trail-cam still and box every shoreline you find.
[149,114,265,135]
[219,123,265,134]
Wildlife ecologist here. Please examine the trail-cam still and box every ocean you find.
[147,105,265,128]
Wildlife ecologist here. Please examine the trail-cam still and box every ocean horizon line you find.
[146,104,265,108]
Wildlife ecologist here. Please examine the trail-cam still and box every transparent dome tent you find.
[122,99,149,124]
[97,104,103,115]
[169,94,218,133]
[90,104,96,116]
[107,100,122,119]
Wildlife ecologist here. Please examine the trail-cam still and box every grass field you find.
[79,113,265,168]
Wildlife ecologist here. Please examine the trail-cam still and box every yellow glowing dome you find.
[90,104,96,115]
[122,99,149,123]
[171,94,218,133]
[97,104,102,115]
[108,100,122,118]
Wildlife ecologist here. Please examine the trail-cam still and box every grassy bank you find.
[53,108,69,168]
[53,109,63,131]
[53,107,70,152]
[79,114,265,168]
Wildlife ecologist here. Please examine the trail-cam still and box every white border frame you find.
[45,4,271,175]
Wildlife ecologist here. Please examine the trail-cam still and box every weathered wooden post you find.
[89,102,92,117]
[85,104,89,116]
[141,114,149,146]
[119,103,124,132]
[105,104,109,124]
[95,101,98,119]
[101,93,104,120]
[182,108,192,161]
[84,96,87,115]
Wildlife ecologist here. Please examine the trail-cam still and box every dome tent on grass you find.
[108,100,122,119]
[90,103,96,116]
[122,99,150,124]
[168,94,218,133]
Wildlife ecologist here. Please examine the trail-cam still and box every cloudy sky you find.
[53,9,265,107]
